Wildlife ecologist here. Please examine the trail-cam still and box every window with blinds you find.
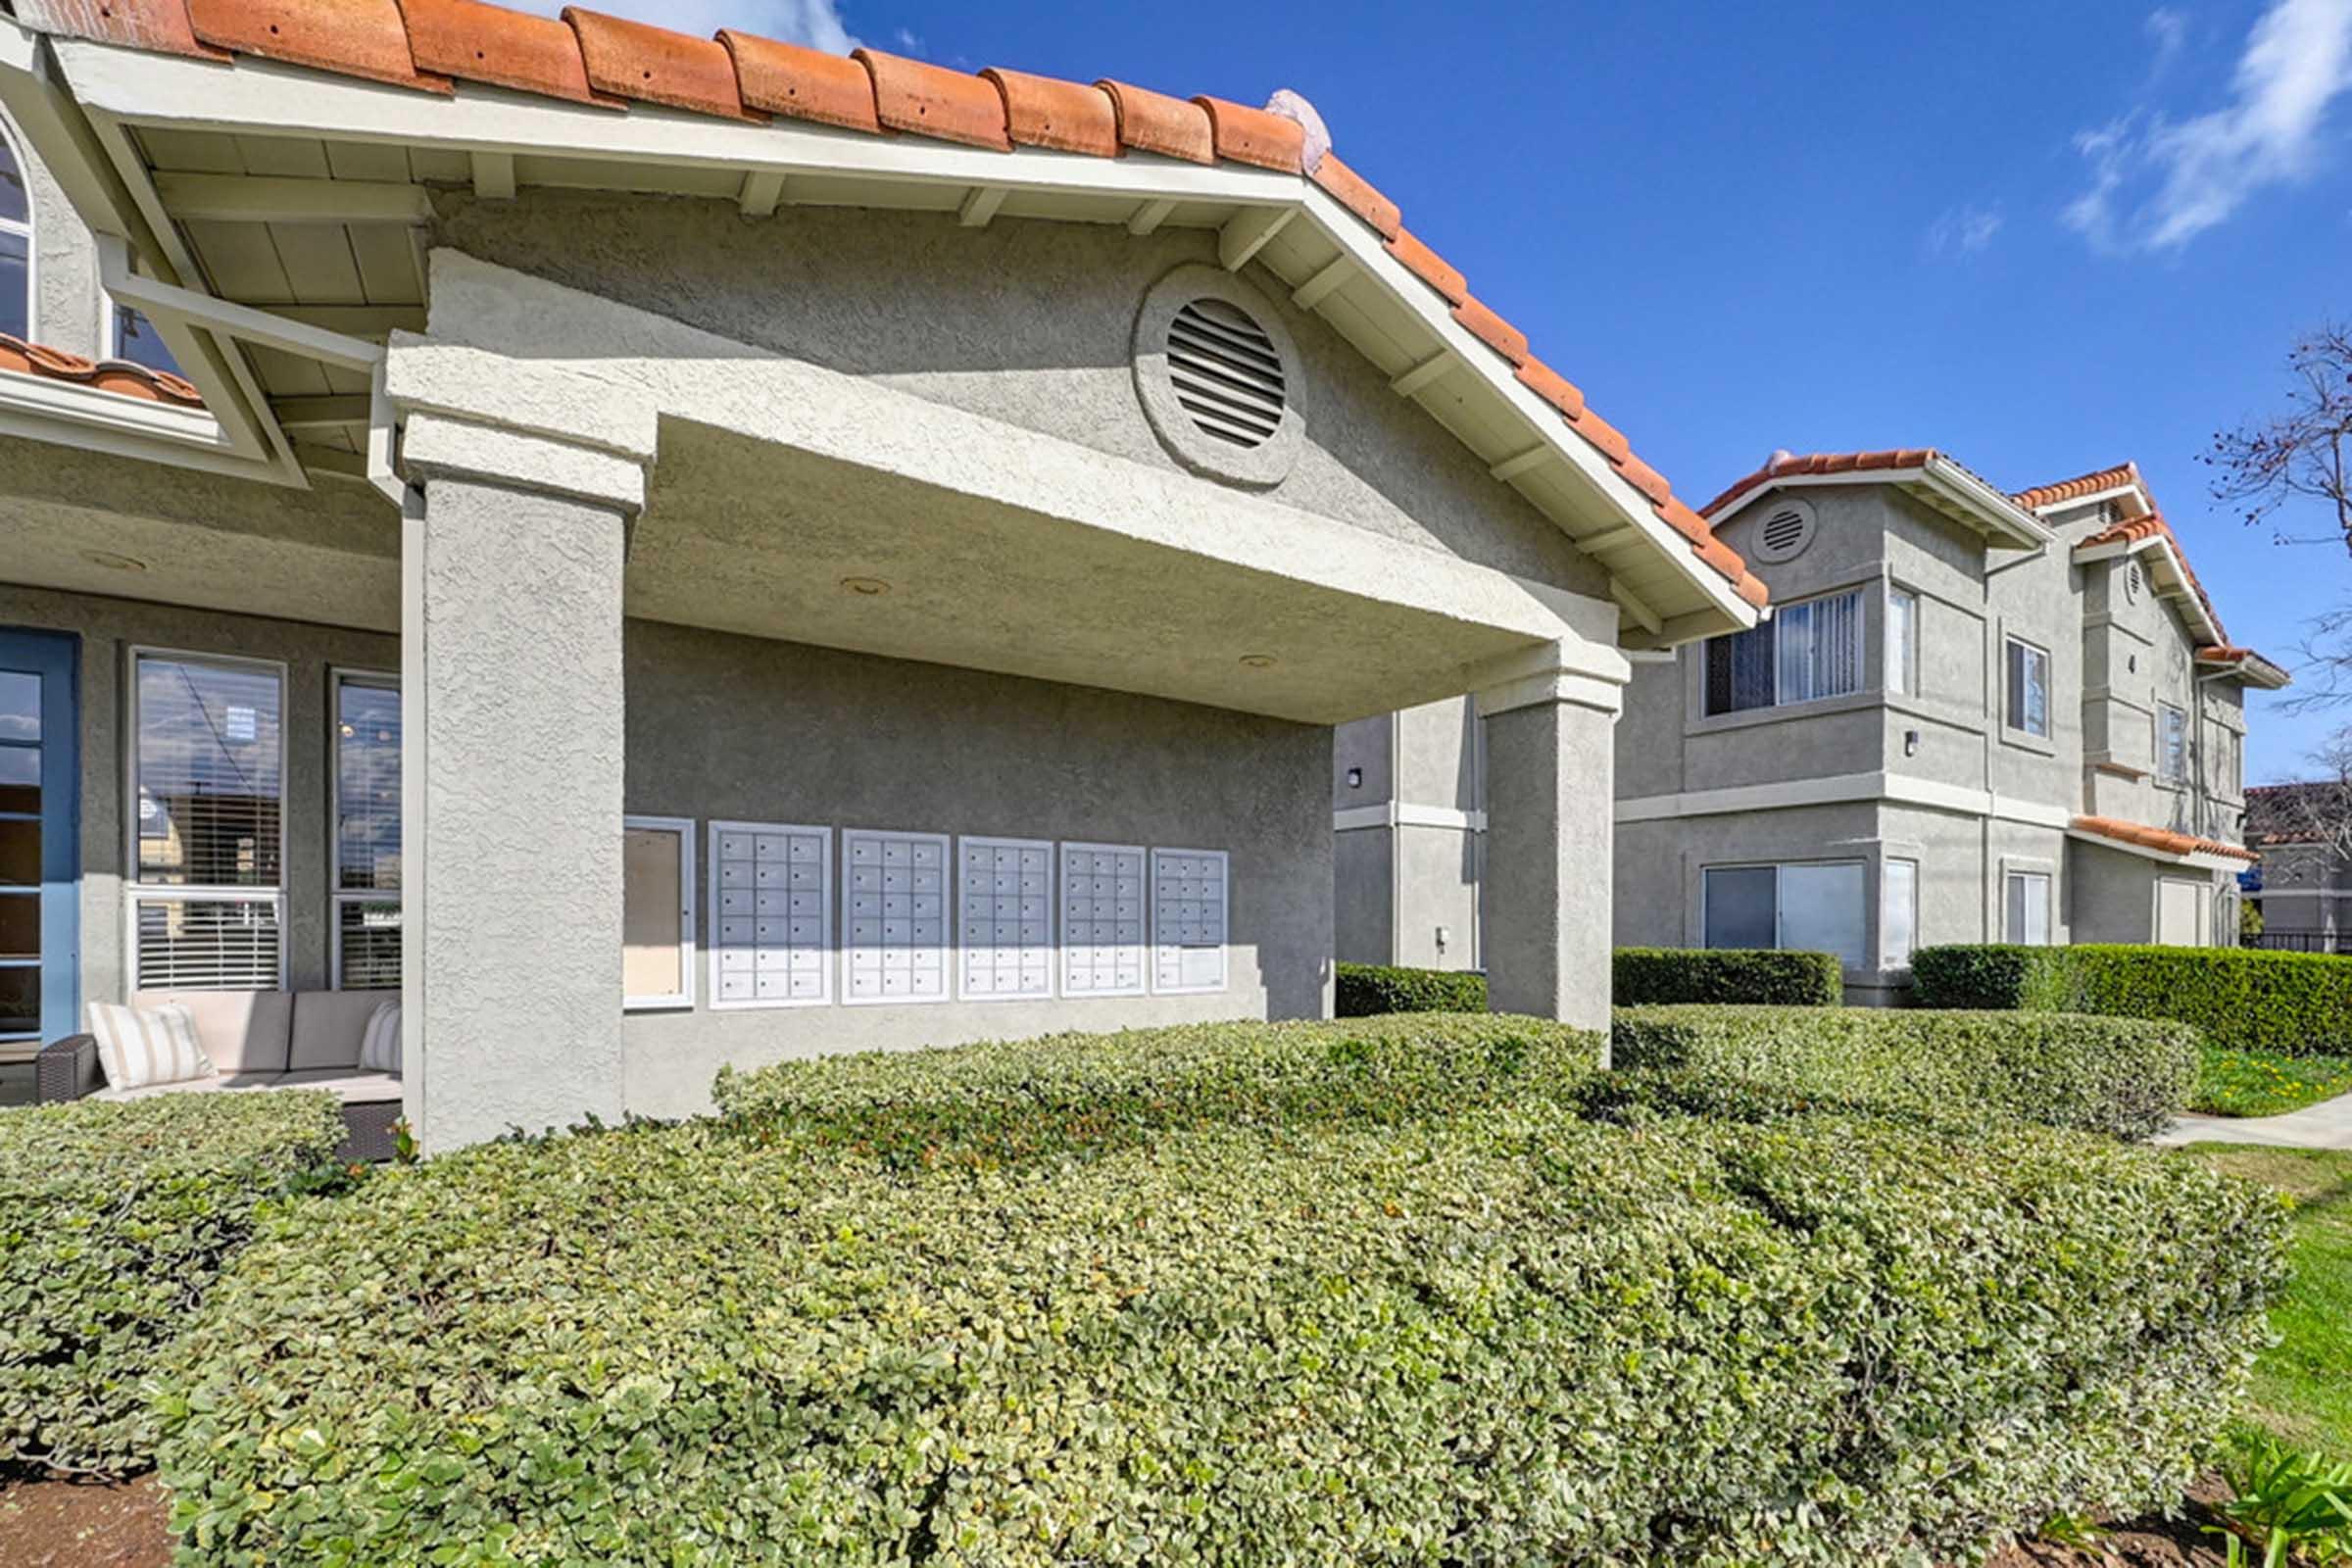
[1703,587,1866,716]
[333,673,401,989]
[130,653,286,991]
[2005,639,2051,738]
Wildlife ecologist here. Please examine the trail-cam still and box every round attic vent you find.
[1168,298,1287,450]
[1751,497,1818,564]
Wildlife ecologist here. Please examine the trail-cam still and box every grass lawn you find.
[2191,1047,2352,1117]
[2188,1144,2352,1452]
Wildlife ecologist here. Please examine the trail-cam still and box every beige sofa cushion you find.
[289,990,390,1072]
[130,990,291,1075]
[272,1068,404,1104]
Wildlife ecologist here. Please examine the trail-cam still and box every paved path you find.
[2158,1086,2352,1150]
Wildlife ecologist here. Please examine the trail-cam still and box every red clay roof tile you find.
[1697,448,1942,517]
[2073,813,2256,863]
[1733,571,1771,609]
[857,47,1010,151]
[404,0,611,107]
[981,69,1118,158]
[188,0,447,90]
[0,333,204,408]
[1654,497,1711,545]
[1570,406,1631,466]
[719,28,879,129]
[12,0,229,60]
[1514,357,1586,420]
[1191,95,1304,172]
[564,8,758,120]
[2014,462,2142,512]
[1094,79,1213,163]
[1617,453,1672,507]
[1384,228,1466,305]
[1450,296,1527,366]
[1309,153,1399,238]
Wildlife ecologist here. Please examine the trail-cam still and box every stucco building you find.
[2246,780,2352,951]
[0,1,1766,1143]
[1341,452,2285,1002]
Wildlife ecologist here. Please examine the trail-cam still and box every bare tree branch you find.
[2203,321,2352,557]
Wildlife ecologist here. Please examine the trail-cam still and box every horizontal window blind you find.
[132,895,281,990]
[335,900,401,991]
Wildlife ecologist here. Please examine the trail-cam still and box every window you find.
[1886,587,1919,698]
[0,124,28,341]
[111,305,181,376]
[1062,842,1147,998]
[331,671,400,989]
[958,836,1054,1001]
[1701,860,1866,970]
[842,829,948,1004]
[2004,637,2050,738]
[129,652,284,990]
[1882,858,1918,968]
[709,821,829,1009]
[1152,847,1229,995]
[622,815,695,1010]
[1703,587,1866,716]
[2216,727,2242,797]
[2160,704,2187,785]
[2004,870,2052,945]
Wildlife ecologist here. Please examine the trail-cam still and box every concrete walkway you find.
[2158,1086,2352,1150]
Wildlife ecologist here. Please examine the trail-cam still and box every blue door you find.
[0,630,78,1055]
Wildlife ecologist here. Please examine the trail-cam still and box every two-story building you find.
[2246,780,2352,951]
[1340,452,2286,1002]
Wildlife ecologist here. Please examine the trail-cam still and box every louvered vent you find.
[1752,498,1817,564]
[1167,298,1286,449]
[2126,559,2145,602]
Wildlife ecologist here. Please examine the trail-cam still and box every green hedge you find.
[154,1087,2284,1565]
[1911,944,2352,1057]
[713,1012,1600,1165]
[1612,1004,2199,1141]
[0,1091,346,1476]
[1613,946,1845,1005]
[1333,961,1488,1015]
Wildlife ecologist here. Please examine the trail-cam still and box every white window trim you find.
[123,646,290,993]
[1060,840,1150,1000]
[328,666,399,991]
[841,827,952,1007]
[1697,858,1866,971]
[1881,856,1920,970]
[622,813,697,1011]
[0,114,36,344]
[1150,845,1231,997]
[2002,866,2055,945]
[1886,584,1920,698]
[2158,701,2188,787]
[1702,585,1868,718]
[707,818,831,1012]
[956,834,1056,1004]
[2004,635,2051,739]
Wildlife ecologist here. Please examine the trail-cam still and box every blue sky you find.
[544,0,2351,783]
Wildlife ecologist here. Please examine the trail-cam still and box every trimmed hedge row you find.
[155,1090,2284,1565]
[1613,946,1845,1005]
[0,1090,346,1476]
[1333,961,1488,1016]
[1610,1005,2201,1141]
[713,1012,1602,1164]
[1911,943,2352,1057]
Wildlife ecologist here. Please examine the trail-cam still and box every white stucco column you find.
[387,336,658,1151]
[1473,638,1629,1031]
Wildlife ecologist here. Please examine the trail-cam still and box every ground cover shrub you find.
[1610,1004,2200,1140]
[0,1091,345,1477]
[152,1090,2286,1566]
[1911,944,2352,1057]
[711,1012,1602,1166]
[1612,946,1844,1005]
[2196,1048,2352,1118]
[1332,961,1487,1015]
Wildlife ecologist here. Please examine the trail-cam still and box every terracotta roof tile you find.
[2013,462,2142,512]
[1094,79,1213,163]
[716,30,875,128]
[11,0,229,60]
[0,334,204,408]
[29,0,1763,612]
[2073,814,2257,863]
[2074,508,2231,644]
[857,47,1009,150]
[565,8,758,120]
[1698,448,1942,518]
[188,0,447,90]
[981,69,1118,158]
[405,0,612,107]
[1309,153,1399,238]
[1191,95,1304,172]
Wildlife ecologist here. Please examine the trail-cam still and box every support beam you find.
[102,251,385,372]
[1217,205,1294,271]
[291,440,367,480]
[1576,522,1642,555]
[270,393,371,430]
[1479,683,1620,1031]
[1126,197,1176,235]
[268,305,428,338]
[736,168,785,218]
[1290,256,1354,311]
[152,172,432,225]
[957,184,1007,227]
[1609,577,1663,636]
[1488,445,1554,483]
[470,151,515,201]
[1389,351,1453,398]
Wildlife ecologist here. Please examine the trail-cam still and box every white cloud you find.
[512,0,856,53]
[1926,202,2005,256]
[2065,0,2352,252]
[2144,5,2189,77]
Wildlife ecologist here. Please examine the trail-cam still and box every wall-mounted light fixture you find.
[1346,766,1363,788]
[1904,728,1922,757]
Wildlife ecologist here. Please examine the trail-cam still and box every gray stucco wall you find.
[1483,698,1613,1027]
[6,110,104,360]
[620,619,1334,1121]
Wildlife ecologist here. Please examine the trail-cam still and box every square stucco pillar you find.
[1475,644,1627,1031]
[389,334,659,1151]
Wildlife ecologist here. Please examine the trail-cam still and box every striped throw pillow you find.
[360,1001,403,1075]
[86,1002,215,1091]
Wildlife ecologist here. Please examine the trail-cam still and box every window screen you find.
[1881,858,1918,967]
[2160,705,2187,784]
[1886,588,1918,697]
[623,816,694,1009]
[1778,862,1865,970]
[2004,870,2051,945]
[2005,640,2050,738]
[1701,866,1777,950]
